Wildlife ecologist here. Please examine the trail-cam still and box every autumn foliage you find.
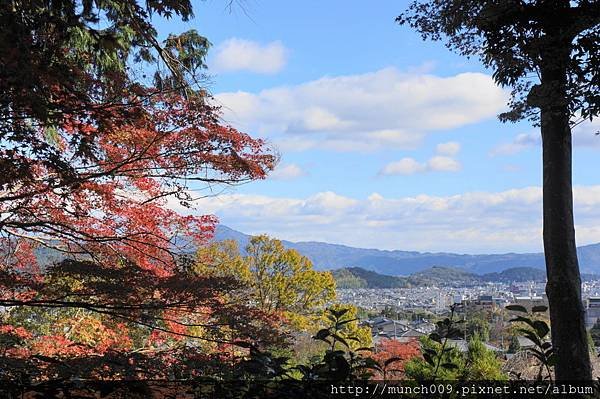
[371,338,421,380]
[0,0,283,383]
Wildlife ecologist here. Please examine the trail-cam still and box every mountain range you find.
[332,266,599,288]
[215,225,600,275]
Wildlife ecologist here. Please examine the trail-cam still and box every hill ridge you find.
[215,225,600,275]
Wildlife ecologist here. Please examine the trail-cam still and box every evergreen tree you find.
[507,335,521,354]
[589,319,600,348]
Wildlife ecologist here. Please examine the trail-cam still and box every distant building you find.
[585,297,600,328]
[517,336,536,350]
[368,317,427,342]
[369,317,409,338]
[461,294,502,311]
[412,320,436,334]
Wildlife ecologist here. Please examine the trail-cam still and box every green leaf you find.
[429,332,442,343]
[336,318,357,328]
[506,305,528,313]
[518,329,542,347]
[447,327,463,339]
[361,357,383,372]
[330,333,349,348]
[528,347,546,359]
[294,364,311,375]
[423,352,435,366]
[530,351,545,363]
[541,342,552,350]
[441,362,459,370]
[355,347,373,352]
[532,320,550,339]
[314,329,330,341]
[424,348,438,357]
[330,308,349,319]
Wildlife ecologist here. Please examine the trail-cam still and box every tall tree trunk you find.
[540,49,592,380]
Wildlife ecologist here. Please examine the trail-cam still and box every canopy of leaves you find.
[0,0,279,383]
[462,334,506,380]
[370,338,421,379]
[404,336,464,381]
[194,237,336,332]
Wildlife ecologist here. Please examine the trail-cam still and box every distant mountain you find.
[332,266,597,288]
[214,225,252,250]
[332,267,408,288]
[408,266,480,286]
[481,267,547,282]
[214,225,600,275]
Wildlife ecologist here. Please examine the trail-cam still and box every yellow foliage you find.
[194,235,336,332]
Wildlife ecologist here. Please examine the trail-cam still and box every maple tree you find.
[370,338,421,380]
[0,0,281,383]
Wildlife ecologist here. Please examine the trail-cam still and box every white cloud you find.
[436,142,461,156]
[379,155,461,176]
[427,156,461,172]
[212,38,287,74]
[175,186,600,253]
[268,163,306,180]
[215,68,508,152]
[380,158,426,175]
[490,132,540,156]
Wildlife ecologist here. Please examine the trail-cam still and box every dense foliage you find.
[370,338,421,379]
[194,237,336,332]
[0,0,279,383]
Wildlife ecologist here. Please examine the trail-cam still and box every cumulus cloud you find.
[436,141,461,156]
[379,143,462,176]
[215,68,507,152]
[380,158,426,175]
[212,38,287,74]
[268,163,306,180]
[173,186,600,253]
[427,156,461,172]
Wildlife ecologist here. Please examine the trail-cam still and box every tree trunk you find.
[540,51,592,380]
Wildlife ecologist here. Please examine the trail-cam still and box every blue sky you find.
[160,0,600,253]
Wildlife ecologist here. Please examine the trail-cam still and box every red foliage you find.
[0,87,281,380]
[371,338,421,379]
[0,1,282,383]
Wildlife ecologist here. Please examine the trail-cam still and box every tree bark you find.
[540,45,592,380]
